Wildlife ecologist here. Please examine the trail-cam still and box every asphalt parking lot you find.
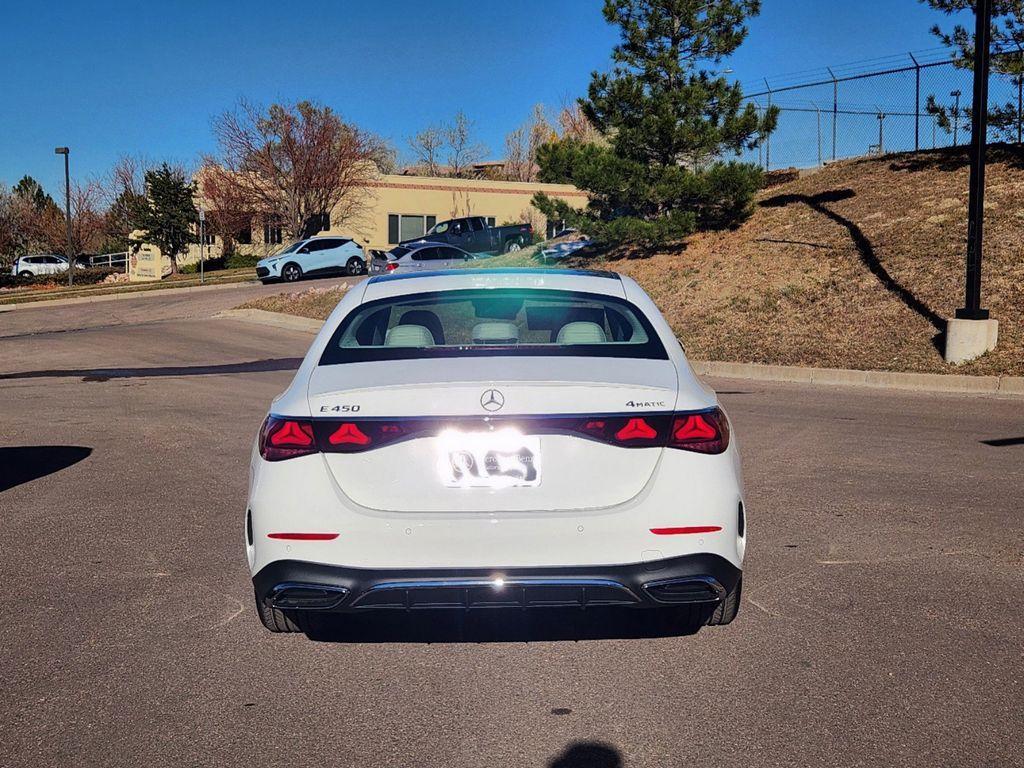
[1,287,1022,768]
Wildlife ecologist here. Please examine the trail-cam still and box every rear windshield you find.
[387,246,410,260]
[319,288,667,364]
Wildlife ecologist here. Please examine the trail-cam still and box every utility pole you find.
[764,79,772,170]
[877,111,886,153]
[54,147,73,287]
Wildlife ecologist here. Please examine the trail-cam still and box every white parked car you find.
[11,254,85,277]
[246,268,745,633]
[255,236,366,284]
[368,242,475,274]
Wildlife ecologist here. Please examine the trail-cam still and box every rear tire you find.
[345,256,364,276]
[18,271,33,278]
[281,262,302,282]
[255,590,323,634]
[706,575,742,625]
[504,239,522,253]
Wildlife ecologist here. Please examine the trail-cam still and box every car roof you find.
[362,268,624,301]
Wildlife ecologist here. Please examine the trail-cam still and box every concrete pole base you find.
[944,318,998,364]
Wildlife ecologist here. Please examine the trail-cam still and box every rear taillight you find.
[257,408,729,459]
[385,262,399,271]
[259,417,316,461]
[668,409,730,454]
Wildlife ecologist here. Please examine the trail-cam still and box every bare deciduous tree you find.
[557,100,604,144]
[407,126,445,176]
[37,181,107,256]
[504,104,556,181]
[444,111,488,178]
[205,100,392,240]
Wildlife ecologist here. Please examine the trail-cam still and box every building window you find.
[195,222,216,246]
[264,222,283,245]
[486,217,496,228]
[312,212,330,232]
[234,226,252,245]
[388,213,435,244]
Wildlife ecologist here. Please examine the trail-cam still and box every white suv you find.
[255,236,366,283]
[246,268,746,634]
[11,254,75,277]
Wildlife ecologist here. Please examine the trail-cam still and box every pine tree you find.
[133,164,197,274]
[532,0,777,246]
[921,0,1024,143]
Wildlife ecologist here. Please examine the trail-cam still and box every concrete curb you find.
[0,278,258,312]
[215,308,325,334]
[691,360,1023,397]
[215,307,1024,398]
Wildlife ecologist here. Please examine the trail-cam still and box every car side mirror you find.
[298,246,310,254]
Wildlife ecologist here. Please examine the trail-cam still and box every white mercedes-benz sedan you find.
[246,268,746,633]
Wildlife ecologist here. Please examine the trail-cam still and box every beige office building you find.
[136,172,586,279]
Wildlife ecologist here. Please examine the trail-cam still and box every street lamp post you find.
[54,147,73,287]
[945,0,997,364]
[199,207,206,285]
[957,0,992,321]
[951,90,962,147]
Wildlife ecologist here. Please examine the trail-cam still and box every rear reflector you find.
[267,532,339,541]
[650,526,723,535]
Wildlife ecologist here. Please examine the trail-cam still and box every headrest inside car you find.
[384,325,435,347]
[556,321,607,344]
[471,321,520,345]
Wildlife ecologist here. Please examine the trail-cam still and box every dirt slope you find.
[607,145,1024,376]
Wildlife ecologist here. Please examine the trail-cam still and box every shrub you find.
[181,257,226,274]
[0,267,118,290]
[225,252,262,269]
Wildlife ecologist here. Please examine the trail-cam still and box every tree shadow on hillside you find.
[760,189,947,352]
[887,142,1024,173]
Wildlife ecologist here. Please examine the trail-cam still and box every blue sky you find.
[0,0,962,196]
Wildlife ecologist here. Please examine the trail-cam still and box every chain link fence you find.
[739,49,1024,170]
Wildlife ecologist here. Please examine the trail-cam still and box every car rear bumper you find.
[253,553,740,612]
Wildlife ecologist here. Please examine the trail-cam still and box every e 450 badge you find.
[319,404,362,413]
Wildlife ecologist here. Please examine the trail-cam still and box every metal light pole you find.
[957,0,993,321]
[951,89,962,146]
[54,147,73,286]
[199,207,206,285]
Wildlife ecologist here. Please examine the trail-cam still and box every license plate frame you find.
[437,429,541,489]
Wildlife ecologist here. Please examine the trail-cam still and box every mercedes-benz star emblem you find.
[480,388,505,412]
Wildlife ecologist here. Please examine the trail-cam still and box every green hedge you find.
[180,253,262,274]
[0,267,118,290]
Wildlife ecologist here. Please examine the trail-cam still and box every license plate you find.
[437,428,541,488]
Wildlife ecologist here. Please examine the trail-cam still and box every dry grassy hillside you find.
[608,145,1024,376]
[245,145,1023,376]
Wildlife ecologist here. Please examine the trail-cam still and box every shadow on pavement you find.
[0,358,302,382]
[305,606,703,644]
[981,436,1024,447]
[0,446,92,492]
[548,742,623,768]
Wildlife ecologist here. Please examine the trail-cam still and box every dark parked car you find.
[400,216,532,254]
